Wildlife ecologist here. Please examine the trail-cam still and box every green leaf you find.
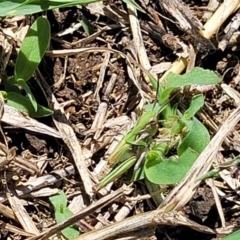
[61,221,80,239]
[1,91,7,100]
[183,94,204,120]
[4,76,20,92]
[222,229,240,240]
[81,15,94,36]
[0,0,102,16]
[16,78,37,112]
[159,87,174,105]
[122,0,145,13]
[55,208,73,222]
[147,75,168,105]
[166,67,221,89]
[159,68,220,105]
[6,92,53,118]
[144,147,199,185]
[4,84,20,94]
[49,191,67,211]
[143,102,161,114]
[15,17,50,82]
[50,192,80,239]
[178,117,210,156]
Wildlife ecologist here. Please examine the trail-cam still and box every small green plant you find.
[49,191,80,239]
[81,15,94,36]
[100,67,221,187]
[0,0,144,17]
[2,17,53,117]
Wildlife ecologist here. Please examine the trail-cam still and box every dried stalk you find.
[2,180,39,235]
[0,165,75,202]
[73,210,214,240]
[2,105,61,139]
[27,185,133,240]
[159,0,240,82]
[0,220,35,237]
[36,70,94,197]
[218,8,240,51]
[127,4,152,79]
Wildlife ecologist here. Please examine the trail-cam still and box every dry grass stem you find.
[91,73,117,140]
[128,5,152,76]
[73,209,215,240]
[159,0,240,81]
[0,220,35,237]
[0,165,75,202]
[0,202,16,221]
[2,180,40,235]
[221,83,240,106]
[36,70,95,197]
[202,0,240,39]
[218,8,240,51]
[2,105,61,138]
[28,185,133,240]
[202,0,220,21]
[206,179,226,227]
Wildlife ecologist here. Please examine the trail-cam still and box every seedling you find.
[49,191,80,239]
[100,67,221,187]
[2,17,53,117]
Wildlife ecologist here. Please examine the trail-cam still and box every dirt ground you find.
[1,0,240,239]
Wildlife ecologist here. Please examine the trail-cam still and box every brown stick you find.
[157,0,215,54]
[73,210,214,240]
[27,185,133,240]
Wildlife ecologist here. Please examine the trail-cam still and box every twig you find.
[27,184,133,240]
[0,165,75,202]
[127,4,152,77]
[206,179,225,227]
[2,179,40,235]
[218,8,240,51]
[73,210,214,240]
[36,69,95,198]
[202,0,220,22]
[159,0,240,82]
[2,105,61,139]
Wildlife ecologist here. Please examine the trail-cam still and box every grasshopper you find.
[98,68,221,188]
[99,97,181,188]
